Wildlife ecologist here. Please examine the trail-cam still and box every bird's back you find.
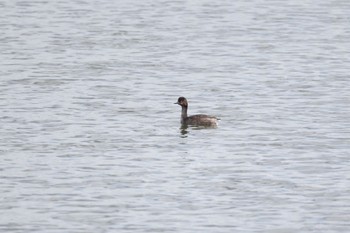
[184,114,218,127]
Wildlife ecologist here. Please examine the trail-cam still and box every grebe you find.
[174,97,219,127]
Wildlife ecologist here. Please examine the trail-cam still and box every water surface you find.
[1,0,350,232]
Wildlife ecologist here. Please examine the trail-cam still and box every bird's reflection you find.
[179,124,217,137]
[180,125,189,137]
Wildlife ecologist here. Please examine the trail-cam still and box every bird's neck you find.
[181,106,188,122]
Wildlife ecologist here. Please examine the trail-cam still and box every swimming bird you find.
[174,97,219,127]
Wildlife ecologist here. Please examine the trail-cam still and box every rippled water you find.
[1,0,350,232]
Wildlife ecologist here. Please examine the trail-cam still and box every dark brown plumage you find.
[174,97,219,127]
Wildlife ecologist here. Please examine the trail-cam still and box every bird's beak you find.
[174,102,179,105]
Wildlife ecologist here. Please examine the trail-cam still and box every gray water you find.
[1,0,350,232]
